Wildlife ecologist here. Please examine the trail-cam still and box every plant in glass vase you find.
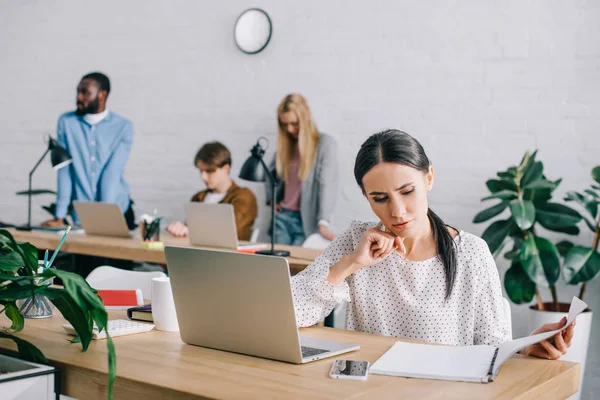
[0,229,115,399]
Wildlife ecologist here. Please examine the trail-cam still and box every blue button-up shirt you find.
[55,111,133,223]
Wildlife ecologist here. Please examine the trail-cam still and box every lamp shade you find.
[237,138,289,258]
[239,140,269,182]
[239,155,266,182]
[48,137,72,170]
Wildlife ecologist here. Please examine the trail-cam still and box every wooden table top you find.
[5,228,321,274]
[0,311,579,400]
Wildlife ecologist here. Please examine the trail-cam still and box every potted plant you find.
[473,152,592,399]
[0,229,115,399]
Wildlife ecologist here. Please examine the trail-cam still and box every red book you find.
[98,289,144,309]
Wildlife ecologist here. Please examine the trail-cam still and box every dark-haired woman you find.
[291,130,575,360]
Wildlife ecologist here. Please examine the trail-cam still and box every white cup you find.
[151,277,179,332]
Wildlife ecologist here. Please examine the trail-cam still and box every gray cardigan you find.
[267,133,339,236]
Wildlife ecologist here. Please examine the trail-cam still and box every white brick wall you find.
[0,1,598,396]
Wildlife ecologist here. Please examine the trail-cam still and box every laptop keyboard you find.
[301,346,329,358]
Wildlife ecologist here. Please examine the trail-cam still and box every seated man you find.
[42,72,136,229]
[166,142,258,241]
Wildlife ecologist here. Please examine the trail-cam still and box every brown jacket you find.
[191,181,258,241]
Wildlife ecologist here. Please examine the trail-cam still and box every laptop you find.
[184,202,263,251]
[73,201,131,238]
[164,246,359,363]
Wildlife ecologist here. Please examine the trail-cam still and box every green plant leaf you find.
[592,166,600,184]
[0,332,49,364]
[556,240,574,258]
[524,179,557,190]
[503,250,520,260]
[521,161,544,187]
[482,190,518,202]
[518,151,534,170]
[107,335,116,399]
[482,219,514,255]
[527,187,553,206]
[584,217,598,232]
[5,302,24,332]
[509,199,536,230]
[0,248,24,272]
[0,230,28,260]
[592,184,600,191]
[17,242,39,274]
[587,202,598,219]
[40,287,94,351]
[0,230,16,244]
[493,241,507,258]
[42,269,105,313]
[486,179,518,193]
[473,202,509,223]
[0,284,48,301]
[90,307,108,332]
[584,189,599,199]
[565,191,598,219]
[536,203,582,230]
[563,246,600,285]
[497,171,516,179]
[553,226,581,235]
[0,273,34,282]
[564,191,585,203]
[504,262,536,304]
[41,269,109,347]
[520,235,561,287]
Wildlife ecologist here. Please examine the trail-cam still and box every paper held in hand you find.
[370,296,587,383]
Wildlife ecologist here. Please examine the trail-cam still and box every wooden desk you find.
[0,311,579,399]
[6,228,321,274]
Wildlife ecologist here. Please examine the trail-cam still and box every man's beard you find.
[75,97,100,115]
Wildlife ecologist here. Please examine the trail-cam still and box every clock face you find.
[234,8,272,54]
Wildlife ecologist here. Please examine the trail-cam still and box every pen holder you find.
[141,219,161,242]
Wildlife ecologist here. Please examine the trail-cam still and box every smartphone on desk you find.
[329,360,369,380]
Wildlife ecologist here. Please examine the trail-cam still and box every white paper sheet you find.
[370,296,588,383]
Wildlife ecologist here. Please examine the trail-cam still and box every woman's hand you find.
[319,225,336,241]
[349,227,406,268]
[166,221,189,237]
[327,228,405,286]
[521,317,576,360]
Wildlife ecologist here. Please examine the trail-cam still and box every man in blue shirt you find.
[42,72,136,229]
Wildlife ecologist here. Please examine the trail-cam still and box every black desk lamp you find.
[16,136,72,231]
[239,138,290,257]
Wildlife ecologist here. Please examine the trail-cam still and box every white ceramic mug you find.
[151,277,179,331]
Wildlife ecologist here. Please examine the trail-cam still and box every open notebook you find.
[370,296,587,383]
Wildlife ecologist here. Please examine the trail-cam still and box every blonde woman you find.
[267,94,338,245]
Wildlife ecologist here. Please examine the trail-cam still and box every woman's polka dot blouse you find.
[291,220,512,346]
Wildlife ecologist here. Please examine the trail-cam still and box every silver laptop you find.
[164,246,359,363]
[73,201,131,238]
[184,203,238,249]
